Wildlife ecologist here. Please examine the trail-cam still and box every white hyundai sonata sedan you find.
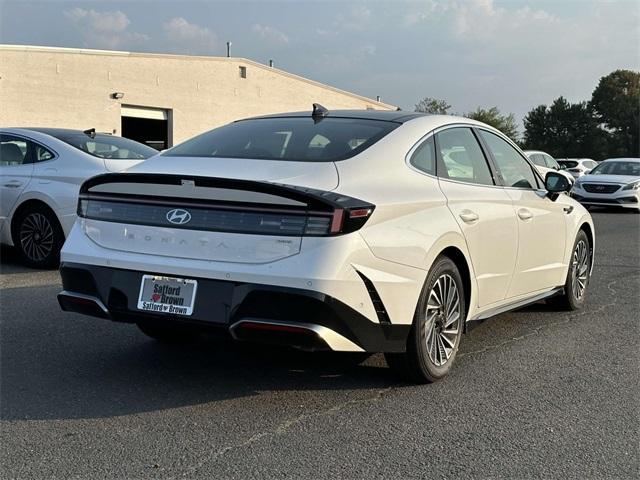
[57,107,594,383]
[0,128,158,267]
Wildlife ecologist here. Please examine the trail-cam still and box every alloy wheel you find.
[572,239,589,300]
[19,212,54,263]
[425,274,461,367]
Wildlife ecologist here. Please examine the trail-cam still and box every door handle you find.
[459,210,479,224]
[517,208,533,220]
[2,181,22,188]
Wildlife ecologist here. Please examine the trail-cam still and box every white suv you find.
[58,108,594,383]
[524,150,575,185]
[557,158,599,179]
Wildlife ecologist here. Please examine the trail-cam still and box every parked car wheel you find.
[549,230,591,311]
[13,204,64,269]
[385,256,465,383]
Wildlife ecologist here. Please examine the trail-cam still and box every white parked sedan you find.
[0,128,157,267]
[57,108,594,383]
[572,158,640,211]
[557,158,599,179]
[524,150,575,185]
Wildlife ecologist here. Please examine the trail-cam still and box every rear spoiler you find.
[78,173,375,236]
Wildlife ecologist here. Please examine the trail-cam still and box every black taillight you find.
[77,173,375,236]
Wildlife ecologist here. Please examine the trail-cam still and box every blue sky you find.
[1,0,638,131]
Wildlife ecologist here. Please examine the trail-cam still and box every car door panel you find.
[504,188,567,296]
[0,135,34,231]
[434,127,518,308]
[477,129,568,297]
[440,180,519,306]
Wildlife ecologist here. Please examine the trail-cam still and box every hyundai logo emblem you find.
[166,208,192,225]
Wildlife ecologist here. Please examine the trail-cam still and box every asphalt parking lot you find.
[1,210,638,479]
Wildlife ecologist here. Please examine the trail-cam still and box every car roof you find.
[243,109,427,124]
[601,157,640,162]
[23,127,112,137]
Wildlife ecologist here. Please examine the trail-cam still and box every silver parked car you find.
[0,128,158,267]
[572,158,640,211]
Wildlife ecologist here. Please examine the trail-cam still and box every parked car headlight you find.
[622,181,640,191]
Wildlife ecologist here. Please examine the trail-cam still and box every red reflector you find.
[330,209,345,233]
[240,322,313,334]
[349,208,372,219]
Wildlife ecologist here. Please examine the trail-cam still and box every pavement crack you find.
[458,276,623,360]
[187,386,392,472]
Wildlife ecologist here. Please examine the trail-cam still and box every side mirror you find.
[584,169,592,175]
[545,171,571,198]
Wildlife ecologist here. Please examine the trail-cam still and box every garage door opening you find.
[121,105,171,151]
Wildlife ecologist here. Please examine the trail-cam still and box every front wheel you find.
[549,230,591,310]
[385,256,465,383]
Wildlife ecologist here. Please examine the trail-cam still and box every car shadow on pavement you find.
[0,286,401,421]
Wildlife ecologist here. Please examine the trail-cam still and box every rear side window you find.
[53,133,157,160]
[479,131,538,189]
[0,135,29,166]
[409,136,436,175]
[164,117,399,162]
[436,128,494,186]
[558,160,578,169]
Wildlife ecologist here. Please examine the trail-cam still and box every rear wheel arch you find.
[578,221,595,271]
[436,246,472,323]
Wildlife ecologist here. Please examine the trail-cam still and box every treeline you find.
[414,69,639,160]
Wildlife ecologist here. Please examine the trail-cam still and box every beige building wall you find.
[0,45,395,145]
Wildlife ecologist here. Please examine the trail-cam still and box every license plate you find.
[137,275,198,316]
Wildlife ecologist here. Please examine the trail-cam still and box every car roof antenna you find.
[312,103,329,118]
[83,128,96,139]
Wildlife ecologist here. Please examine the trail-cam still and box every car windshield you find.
[558,160,578,168]
[53,133,158,159]
[589,161,640,176]
[163,117,400,162]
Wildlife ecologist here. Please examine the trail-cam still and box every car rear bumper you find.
[58,262,411,353]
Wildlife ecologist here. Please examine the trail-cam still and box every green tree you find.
[590,69,640,156]
[465,106,518,139]
[414,97,451,114]
[522,97,608,159]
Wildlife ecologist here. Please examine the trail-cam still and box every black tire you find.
[385,256,465,384]
[12,204,64,269]
[548,230,591,311]
[136,319,199,343]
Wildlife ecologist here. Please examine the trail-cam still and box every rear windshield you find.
[53,133,158,160]
[558,160,578,168]
[589,161,640,176]
[163,117,400,162]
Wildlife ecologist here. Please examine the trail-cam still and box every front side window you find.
[436,128,494,186]
[0,135,29,166]
[529,154,546,167]
[543,154,560,169]
[52,133,157,160]
[409,135,436,175]
[479,131,538,189]
[164,117,400,162]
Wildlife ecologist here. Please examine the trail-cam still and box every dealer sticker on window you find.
[137,275,198,316]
